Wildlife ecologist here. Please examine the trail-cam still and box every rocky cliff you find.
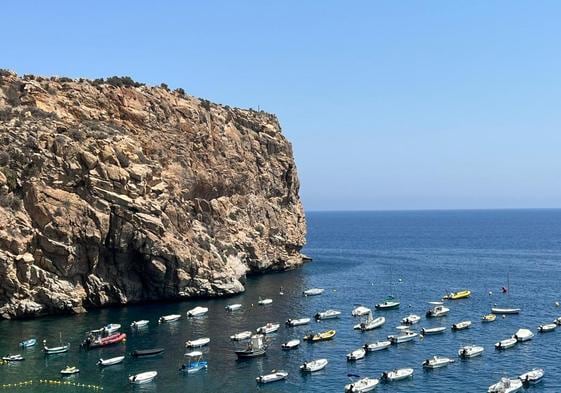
[0,71,306,319]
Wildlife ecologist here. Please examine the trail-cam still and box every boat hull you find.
[235,348,266,358]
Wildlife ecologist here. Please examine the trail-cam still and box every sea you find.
[1,209,561,392]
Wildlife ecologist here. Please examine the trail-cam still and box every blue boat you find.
[180,351,208,374]
[19,338,37,348]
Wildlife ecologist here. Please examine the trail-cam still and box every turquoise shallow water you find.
[1,209,561,392]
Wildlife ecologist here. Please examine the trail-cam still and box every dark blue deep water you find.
[1,209,561,392]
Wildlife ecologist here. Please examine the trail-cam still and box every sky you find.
[2,1,561,211]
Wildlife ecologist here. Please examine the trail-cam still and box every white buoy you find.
[555,301,560,307]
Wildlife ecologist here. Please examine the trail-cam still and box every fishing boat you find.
[426,302,450,318]
[303,288,324,296]
[300,358,328,372]
[491,307,521,315]
[346,347,366,361]
[443,289,471,300]
[513,328,534,342]
[84,332,127,349]
[131,348,165,357]
[482,314,496,323]
[129,371,157,384]
[286,317,311,327]
[1,354,24,361]
[458,345,484,358]
[401,314,421,325]
[186,306,208,317]
[303,329,336,342]
[538,323,556,332]
[345,376,379,392]
[451,320,472,331]
[352,306,371,316]
[19,338,36,348]
[495,337,517,350]
[103,323,121,334]
[356,313,385,331]
[422,356,454,369]
[421,326,446,335]
[257,297,273,305]
[256,322,280,334]
[60,366,80,375]
[130,320,149,329]
[185,337,210,348]
[180,351,208,374]
[519,368,544,385]
[363,340,391,352]
[375,296,400,310]
[488,377,523,393]
[43,340,70,355]
[381,368,414,381]
[158,314,181,323]
[315,309,341,320]
[97,356,125,366]
[230,331,252,341]
[388,326,417,344]
[234,334,267,358]
[225,304,242,311]
[281,339,300,350]
[256,370,288,384]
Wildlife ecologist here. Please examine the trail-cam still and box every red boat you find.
[85,333,127,349]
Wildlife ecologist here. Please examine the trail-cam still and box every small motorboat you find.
[488,377,523,393]
[286,317,311,327]
[443,289,471,300]
[258,297,273,305]
[315,309,341,320]
[130,320,149,329]
[358,314,385,331]
[345,376,379,392]
[303,288,324,296]
[363,340,391,352]
[19,338,37,348]
[346,347,366,361]
[538,323,556,333]
[458,345,484,358]
[43,341,70,355]
[422,356,454,369]
[495,337,517,350]
[97,356,125,367]
[256,370,288,384]
[388,326,417,344]
[225,304,242,311]
[129,371,157,384]
[375,296,400,310]
[131,348,165,357]
[401,314,421,325]
[513,328,534,342]
[234,334,267,358]
[426,302,450,318]
[554,316,561,325]
[303,329,336,342]
[84,332,127,349]
[352,306,372,316]
[482,314,496,323]
[281,339,300,350]
[60,366,79,375]
[1,354,24,361]
[187,306,208,317]
[185,337,210,348]
[180,351,208,374]
[452,320,472,331]
[519,368,544,385]
[491,307,521,315]
[381,368,414,381]
[421,326,446,335]
[103,323,121,334]
[256,322,280,334]
[158,314,181,323]
[300,358,328,373]
[230,331,252,341]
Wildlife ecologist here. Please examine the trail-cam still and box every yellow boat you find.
[304,330,336,342]
[443,289,471,300]
[481,314,496,323]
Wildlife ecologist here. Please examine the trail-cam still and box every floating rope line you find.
[0,380,103,390]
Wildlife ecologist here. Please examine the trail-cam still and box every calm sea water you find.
[1,210,561,392]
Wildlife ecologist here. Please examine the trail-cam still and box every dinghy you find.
[426,302,450,318]
[422,356,454,369]
[281,339,300,350]
[303,288,325,296]
[230,331,252,341]
[388,326,417,344]
[519,368,544,385]
[458,345,484,358]
[300,358,328,372]
[421,326,446,335]
[234,334,267,358]
[488,377,523,393]
[352,306,372,316]
[538,323,556,332]
[375,296,400,310]
[180,351,208,374]
[363,340,391,352]
[303,329,336,342]
[185,337,210,348]
[130,320,149,329]
[158,314,181,323]
[187,306,208,317]
[452,320,472,331]
[19,338,36,348]
[359,315,385,331]
[346,347,366,361]
[257,297,273,305]
[286,317,311,327]
[482,314,496,323]
[131,348,165,357]
[60,366,79,375]
[103,323,121,334]
[401,314,421,325]
[491,307,521,315]
[495,337,517,350]
[315,309,341,320]
[256,322,280,334]
[345,376,379,392]
[225,303,242,311]
[129,371,157,384]
[381,368,414,381]
[256,370,288,384]
[43,340,70,355]
[97,356,125,366]
[513,328,534,342]
[443,289,471,300]
[1,354,24,361]
[84,332,127,349]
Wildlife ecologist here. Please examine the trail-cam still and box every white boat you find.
[281,339,300,350]
[1,354,24,361]
[315,309,341,320]
[488,377,523,393]
[452,320,472,331]
[256,370,288,384]
[225,304,242,311]
[158,314,181,323]
[303,288,324,296]
[60,366,80,375]
[345,377,379,392]
[388,327,418,344]
[554,316,561,325]
[538,323,556,332]
[187,306,208,317]
[352,306,372,316]
[491,307,521,314]
[421,326,446,335]
[513,328,534,342]
[358,315,385,331]
[103,323,121,334]
[258,298,273,305]
[381,368,414,381]
[458,345,484,358]
[364,340,391,352]
[346,347,366,361]
[130,320,149,329]
[422,356,455,369]
[129,371,157,384]
[519,368,544,385]
[286,317,311,327]
[185,337,210,348]
[43,341,70,355]
[426,302,450,317]
[256,322,280,334]
[375,296,400,310]
[401,314,421,325]
[495,337,517,350]
[230,331,252,341]
[300,358,328,372]
[97,356,125,366]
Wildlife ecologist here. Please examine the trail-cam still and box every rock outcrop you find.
[0,71,306,319]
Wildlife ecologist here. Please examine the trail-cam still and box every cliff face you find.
[0,71,306,319]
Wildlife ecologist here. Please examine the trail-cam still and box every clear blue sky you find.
[3,1,561,211]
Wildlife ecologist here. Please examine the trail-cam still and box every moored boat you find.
[130,320,149,329]
[345,376,379,392]
[421,326,446,335]
[281,339,300,350]
[358,314,385,331]
[286,317,311,327]
[225,303,242,311]
[451,320,472,331]
[381,367,414,381]
[538,323,556,332]
[346,347,366,361]
[375,296,400,310]
[97,356,125,366]
[401,314,421,325]
[84,332,127,349]
[185,337,210,348]
[256,322,280,334]
[60,366,79,375]
[315,309,341,320]
[1,354,24,361]
[43,340,70,355]
[303,288,325,296]
[513,328,534,342]
[19,338,37,348]
[234,334,267,358]
[491,307,521,315]
[103,323,121,334]
[364,340,391,352]
[230,331,252,341]
[186,306,208,317]
[495,337,517,350]
[443,289,471,300]
[426,302,450,318]
[303,329,336,342]
[422,356,454,369]
[300,358,328,372]
[256,370,288,384]
[180,351,208,374]
[388,326,417,344]
[488,377,523,393]
[131,348,165,357]
[519,368,544,385]
[352,306,372,316]
[257,297,273,305]
[482,314,496,323]
[129,371,157,384]
[458,345,484,358]
[158,314,181,323]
